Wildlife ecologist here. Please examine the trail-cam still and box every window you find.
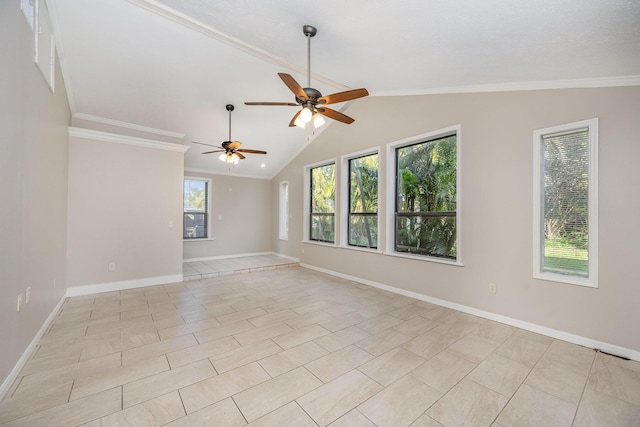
[279,181,289,240]
[309,163,335,243]
[533,118,598,287]
[390,128,460,262]
[183,178,210,239]
[348,153,378,248]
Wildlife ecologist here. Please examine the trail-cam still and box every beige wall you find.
[272,87,640,354]
[183,172,272,260]
[66,133,185,288]
[0,1,71,390]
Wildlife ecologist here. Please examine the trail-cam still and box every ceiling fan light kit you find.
[219,152,240,164]
[245,25,369,128]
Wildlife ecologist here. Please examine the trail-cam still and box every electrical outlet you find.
[168,220,174,228]
[489,283,497,294]
[17,293,23,311]
[108,262,116,271]
[25,287,31,304]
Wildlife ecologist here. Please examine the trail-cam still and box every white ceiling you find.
[49,0,640,178]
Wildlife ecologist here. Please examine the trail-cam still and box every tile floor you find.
[2,263,639,426]
[182,254,299,281]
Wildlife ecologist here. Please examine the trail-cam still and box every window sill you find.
[338,245,383,255]
[183,238,214,242]
[383,251,463,267]
[533,272,597,288]
[302,240,337,248]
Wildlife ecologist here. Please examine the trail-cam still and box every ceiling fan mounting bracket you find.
[225,104,234,112]
[302,25,317,38]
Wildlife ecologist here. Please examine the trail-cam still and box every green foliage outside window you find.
[349,154,378,248]
[183,179,208,239]
[310,164,335,243]
[542,130,589,276]
[396,135,457,258]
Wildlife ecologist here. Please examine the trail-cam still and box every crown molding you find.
[372,75,640,97]
[184,167,270,180]
[69,127,189,153]
[73,113,185,139]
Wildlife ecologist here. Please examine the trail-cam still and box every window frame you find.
[303,159,337,245]
[279,181,289,240]
[533,118,598,288]
[386,125,462,265]
[183,176,212,241]
[340,148,381,251]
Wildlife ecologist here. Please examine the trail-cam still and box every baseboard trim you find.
[0,295,66,401]
[65,274,184,297]
[300,263,640,362]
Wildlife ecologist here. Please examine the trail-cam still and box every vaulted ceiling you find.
[50,0,640,178]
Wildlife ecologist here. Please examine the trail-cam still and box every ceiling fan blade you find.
[318,88,369,105]
[278,73,308,101]
[237,149,267,154]
[201,150,225,154]
[288,110,301,127]
[245,102,299,106]
[227,141,242,150]
[317,107,355,124]
[236,152,246,160]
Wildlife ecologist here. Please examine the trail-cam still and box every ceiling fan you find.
[245,25,369,128]
[193,104,266,164]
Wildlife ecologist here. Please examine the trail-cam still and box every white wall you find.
[183,171,272,260]
[67,130,186,289]
[272,86,640,355]
[0,1,70,391]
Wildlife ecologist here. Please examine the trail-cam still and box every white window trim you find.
[340,147,381,252]
[385,125,463,266]
[303,159,338,246]
[183,176,213,241]
[279,181,289,241]
[533,118,598,288]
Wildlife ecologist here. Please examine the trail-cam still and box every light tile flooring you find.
[182,254,299,281]
[2,264,640,426]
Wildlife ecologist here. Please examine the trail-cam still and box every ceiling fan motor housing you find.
[299,87,322,105]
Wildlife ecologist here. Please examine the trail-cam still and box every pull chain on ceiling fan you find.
[245,25,369,128]
[192,104,267,164]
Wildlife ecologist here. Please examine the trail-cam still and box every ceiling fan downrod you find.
[226,104,234,141]
[303,25,316,89]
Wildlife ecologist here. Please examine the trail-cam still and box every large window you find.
[533,118,598,287]
[348,153,378,248]
[310,163,335,243]
[392,130,459,261]
[183,178,210,239]
[279,181,289,240]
